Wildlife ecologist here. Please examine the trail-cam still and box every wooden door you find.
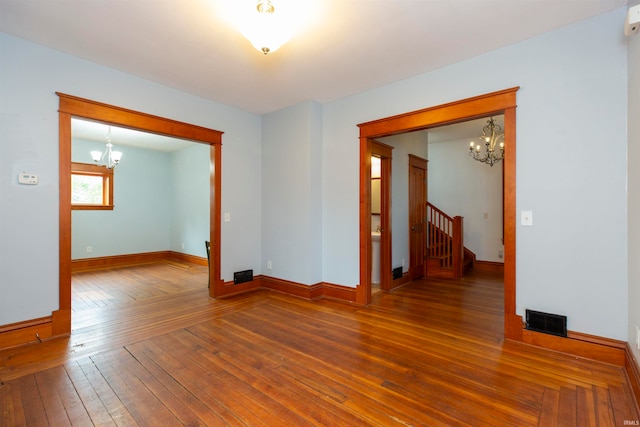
[409,155,427,280]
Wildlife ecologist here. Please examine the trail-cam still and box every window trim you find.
[71,162,114,210]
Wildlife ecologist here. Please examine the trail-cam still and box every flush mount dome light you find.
[241,0,292,55]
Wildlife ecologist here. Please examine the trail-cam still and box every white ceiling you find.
[0,0,628,116]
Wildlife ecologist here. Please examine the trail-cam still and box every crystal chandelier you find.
[90,126,122,169]
[468,117,504,167]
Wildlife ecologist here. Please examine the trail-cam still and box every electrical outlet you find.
[636,326,640,351]
[498,250,504,259]
[86,246,92,253]
[267,261,272,270]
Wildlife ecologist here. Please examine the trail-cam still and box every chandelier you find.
[242,0,291,55]
[90,126,122,169]
[468,117,504,167]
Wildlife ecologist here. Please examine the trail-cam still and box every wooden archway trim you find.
[357,87,522,340]
[55,93,223,337]
[58,93,223,144]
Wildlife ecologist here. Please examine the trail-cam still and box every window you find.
[71,162,114,210]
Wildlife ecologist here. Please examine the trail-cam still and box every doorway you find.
[370,140,393,294]
[408,155,427,280]
[357,87,521,340]
[70,118,210,311]
[55,93,223,336]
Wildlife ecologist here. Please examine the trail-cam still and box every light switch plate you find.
[521,210,533,226]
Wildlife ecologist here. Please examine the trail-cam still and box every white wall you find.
[72,140,210,260]
[71,139,172,259]
[170,143,210,258]
[0,33,262,325]
[322,9,628,339]
[428,137,503,262]
[627,11,640,363]
[262,100,323,285]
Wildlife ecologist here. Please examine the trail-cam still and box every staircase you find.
[426,202,475,279]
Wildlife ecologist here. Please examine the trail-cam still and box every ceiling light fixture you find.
[242,0,291,55]
[468,117,504,167]
[90,126,122,169]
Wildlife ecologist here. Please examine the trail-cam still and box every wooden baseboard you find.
[0,316,54,351]
[259,276,357,303]
[389,272,410,290]
[71,251,208,272]
[260,276,323,300]
[316,282,357,303]
[626,344,640,413]
[168,251,208,266]
[520,328,626,366]
[474,260,504,274]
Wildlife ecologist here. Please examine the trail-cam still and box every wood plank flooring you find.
[71,261,208,313]
[0,262,638,426]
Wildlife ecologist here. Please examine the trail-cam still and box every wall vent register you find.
[525,309,567,337]
[234,269,254,284]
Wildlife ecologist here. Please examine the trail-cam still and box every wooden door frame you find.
[357,87,522,340]
[55,93,223,336]
[370,141,393,293]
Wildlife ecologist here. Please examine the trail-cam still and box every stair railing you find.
[426,202,464,278]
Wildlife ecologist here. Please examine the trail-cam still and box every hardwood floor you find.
[71,261,208,313]
[0,262,638,426]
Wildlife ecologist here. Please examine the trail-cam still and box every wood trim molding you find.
[502,107,519,341]
[70,251,208,272]
[520,329,626,366]
[473,260,504,274]
[358,88,519,138]
[210,144,223,296]
[0,317,54,351]
[625,344,640,412]
[260,276,324,300]
[57,93,223,145]
[390,272,411,290]
[0,316,51,334]
[72,252,170,272]
[169,251,208,266]
[319,282,358,303]
[259,276,357,303]
[216,278,262,299]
